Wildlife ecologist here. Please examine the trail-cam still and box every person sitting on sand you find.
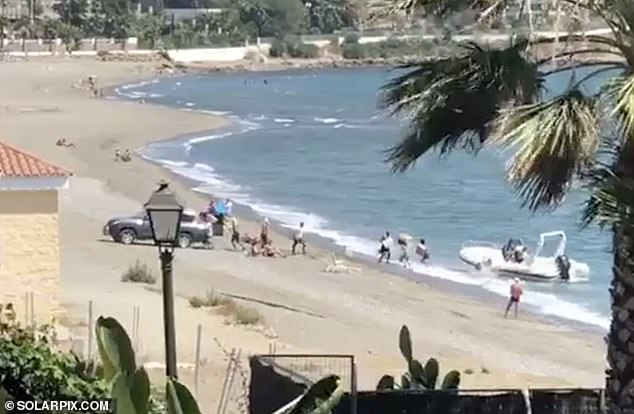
[291,222,306,255]
[263,240,285,258]
[56,138,74,147]
[120,149,132,162]
[244,236,260,256]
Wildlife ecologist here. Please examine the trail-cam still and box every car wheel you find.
[118,229,136,245]
[178,233,192,249]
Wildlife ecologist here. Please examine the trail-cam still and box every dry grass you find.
[188,289,263,325]
[188,289,232,308]
[122,260,156,285]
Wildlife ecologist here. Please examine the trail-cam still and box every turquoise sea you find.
[115,67,614,330]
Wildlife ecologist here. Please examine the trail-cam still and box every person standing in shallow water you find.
[378,231,393,264]
[504,278,524,318]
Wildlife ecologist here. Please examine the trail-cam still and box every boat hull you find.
[459,246,589,282]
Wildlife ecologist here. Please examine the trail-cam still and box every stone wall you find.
[0,190,61,324]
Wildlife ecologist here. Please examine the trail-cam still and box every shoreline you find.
[109,72,608,337]
[0,59,606,393]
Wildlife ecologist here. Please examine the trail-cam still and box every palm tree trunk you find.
[607,144,634,412]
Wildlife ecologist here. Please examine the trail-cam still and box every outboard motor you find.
[556,255,571,281]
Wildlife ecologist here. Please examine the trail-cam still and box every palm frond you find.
[492,89,600,211]
[380,42,542,172]
[581,140,634,229]
[611,74,634,137]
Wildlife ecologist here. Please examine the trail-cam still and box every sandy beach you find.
[0,57,606,410]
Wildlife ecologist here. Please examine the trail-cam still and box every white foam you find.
[274,118,294,123]
[185,102,195,107]
[199,110,230,116]
[314,117,340,124]
[114,83,164,100]
[153,159,188,167]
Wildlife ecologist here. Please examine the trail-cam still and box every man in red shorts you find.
[504,278,523,318]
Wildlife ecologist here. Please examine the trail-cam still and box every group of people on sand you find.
[231,217,306,259]
[114,148,132,162]
[377,231,429,268]
[201,197,307,259]
[56,138,75,147]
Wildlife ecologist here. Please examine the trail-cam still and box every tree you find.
[52,0,88,30]
[133,12,164,48]
[238,0,305,38]
[303,0,357,33]
[98,0,135,43]
[378,0,634,412]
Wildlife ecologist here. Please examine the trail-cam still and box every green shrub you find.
[121,260,156,284]
[289,43,320,58]
[343,32,360,44]
[0,323,109,402]
[269,37,321,58]
[188,289,233,308]
[269,38,287,57]
[342,43,367,59]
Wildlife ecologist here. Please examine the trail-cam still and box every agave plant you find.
[379,0,634,411]
[376,325,460,390]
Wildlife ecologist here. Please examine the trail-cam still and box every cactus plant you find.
[285,375,344,414]
[95,316,198,414]
[376,325,461,391]
[96,317,343,414]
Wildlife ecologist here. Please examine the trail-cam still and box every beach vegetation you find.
[1,316,342,414]
[121,260,157,285]
[229,304,264,325]
[269,35,321,58]
[188,289,264,325]
[342,37,445,60]
[0,322,109,403]
[376,325,461,390]
[188,289,232,308]
[378,0,634,409]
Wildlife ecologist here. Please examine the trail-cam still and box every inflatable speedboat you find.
[459,231,590,281]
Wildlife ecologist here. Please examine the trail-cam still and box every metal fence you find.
[256,354,356,392]
[249,354,607,414]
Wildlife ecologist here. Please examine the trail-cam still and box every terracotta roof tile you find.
[0,141,72,178]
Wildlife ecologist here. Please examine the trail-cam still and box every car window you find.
[181,214,195,223]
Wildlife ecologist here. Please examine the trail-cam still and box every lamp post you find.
[144,180,183,379]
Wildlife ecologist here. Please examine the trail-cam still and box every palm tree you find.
[379,0,634,411]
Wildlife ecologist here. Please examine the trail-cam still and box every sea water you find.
[115,67,614,330]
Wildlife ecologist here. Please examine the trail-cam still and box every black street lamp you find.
[144,180,184,379]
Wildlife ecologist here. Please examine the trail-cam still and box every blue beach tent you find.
[215,199,226,215]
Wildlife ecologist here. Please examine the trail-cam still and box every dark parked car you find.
[103,209,211,248]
